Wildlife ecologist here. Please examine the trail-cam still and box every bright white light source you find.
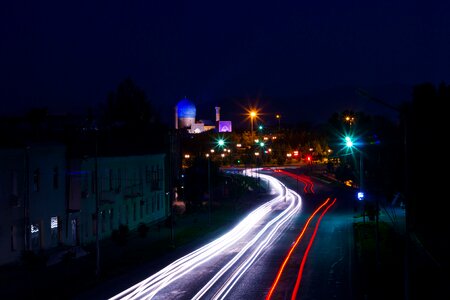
[357,192,364,201]
[51,217,58,229]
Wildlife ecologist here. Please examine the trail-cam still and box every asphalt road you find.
[265,168,357,300]
[77,167,359,300]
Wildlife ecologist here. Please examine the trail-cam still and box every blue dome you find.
[177,98,196,118]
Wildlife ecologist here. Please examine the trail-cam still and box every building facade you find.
[0,143,167,266]
[0,143,66,265]
[67,154,166,246]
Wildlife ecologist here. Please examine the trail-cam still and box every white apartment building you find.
[0,143,66,265]
[67,153,166,246]
[1,142,167,266]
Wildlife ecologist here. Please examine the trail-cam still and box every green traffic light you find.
[217,139,225,147]
[345,136,353,148]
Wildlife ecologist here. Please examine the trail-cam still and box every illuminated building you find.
[174,98,232,133]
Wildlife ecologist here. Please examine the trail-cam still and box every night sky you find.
[1,1,449,126]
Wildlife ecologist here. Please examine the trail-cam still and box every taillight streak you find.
[265,198,331,300]
[290,198,337,300]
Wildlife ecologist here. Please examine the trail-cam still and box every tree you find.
[101,77,158,129]
[25,107,48,138]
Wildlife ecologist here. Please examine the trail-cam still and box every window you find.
[31,223,40,249]
[109,209,114,231]
[109,169,114,191]
[91,170,96,194]
[116,169,122,192]
[82,173,89,198]
[92,214,97,236]
[33,169,40,192]
[157,194,160,210]
[10,226,16,251]
[11,170,18,196]
[151,165,162,190]
[50,216,58,242]
[145,166,150,184]
[53,167,59,189]
[71,219,78,244]
[101,211,106,233]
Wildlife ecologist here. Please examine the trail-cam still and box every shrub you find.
[137,222,150,238]
[111,224,129,245]
[20,250,46,269]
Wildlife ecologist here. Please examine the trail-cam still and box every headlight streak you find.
[192,174,302,299]
[109,169,290,300]
[211,191,301,300]
[113,201,276,300]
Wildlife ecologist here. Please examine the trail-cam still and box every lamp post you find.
[276,114,281,131]
[250,111,257,142]
[356,88,408,298]
[346,134,382,282]
[165,192,174,246]
[93,128,100,278]
[206,153,212,226]
[345,136,364,203]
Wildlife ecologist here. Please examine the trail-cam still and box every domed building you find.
[175,97,196,129]
[174,97,231,134]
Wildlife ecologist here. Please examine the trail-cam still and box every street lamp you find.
[356,88,408,296]
[94,133,100,277]
[276,114,281,131]
[344,135,364,202]
[250,111,257,142]
[206,153,212,226]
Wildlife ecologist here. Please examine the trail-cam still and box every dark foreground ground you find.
[0,171,447,300]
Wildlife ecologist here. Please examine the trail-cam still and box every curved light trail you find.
[266,197,337,300]
[194,177,301,299]
[277,169,315,194]
[291,198,336,299]
[266,198,331,300]
[110,168,302,300]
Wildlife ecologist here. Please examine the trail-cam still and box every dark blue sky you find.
[1,1,449,125]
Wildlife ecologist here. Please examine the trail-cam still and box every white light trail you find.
[110,169,301,300]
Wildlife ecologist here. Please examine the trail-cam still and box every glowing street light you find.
[250,111,257,141]
[345,136,353,148]
[344,135,363,201]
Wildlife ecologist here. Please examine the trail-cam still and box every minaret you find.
[215,107,220,122]
[174,105,178,129]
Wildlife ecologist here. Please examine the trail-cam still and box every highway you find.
[107,166,356,300]
[109,169,302,300]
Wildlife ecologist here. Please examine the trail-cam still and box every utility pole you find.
[356,88,409,300]
[24,146,30,251]
[208,155,212,226]
[94,129,100,278]
[170,191,174,247]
